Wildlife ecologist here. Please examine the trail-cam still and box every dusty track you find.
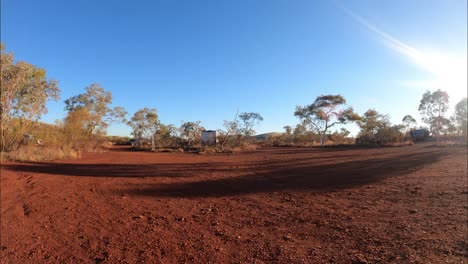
[1,144,467,263]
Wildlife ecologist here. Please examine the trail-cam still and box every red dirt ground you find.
[1,144,467,263]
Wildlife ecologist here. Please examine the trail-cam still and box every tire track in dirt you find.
[26,175,116,263]
[2,145,466,263]
[1,171,90,263]
[29,178,89,263]
[21,175,38,217]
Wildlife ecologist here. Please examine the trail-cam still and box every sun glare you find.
[410,50,467,102]
[342,5,467,103]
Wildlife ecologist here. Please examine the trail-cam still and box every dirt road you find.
[1,145,467,263]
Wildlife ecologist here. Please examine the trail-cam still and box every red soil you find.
[1,144,467,263]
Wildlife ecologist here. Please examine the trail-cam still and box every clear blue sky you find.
[2,0,467,136]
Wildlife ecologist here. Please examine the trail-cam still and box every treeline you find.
[0,44,265,159]
[274,91,466,147]
[1,44,127,160]
[1,43,467,160]
[125,109,264,152]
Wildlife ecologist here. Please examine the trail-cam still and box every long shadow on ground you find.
[123,151,447,198]
[2,162,228,178]
[3,148,454,197]
[1,148,406,179]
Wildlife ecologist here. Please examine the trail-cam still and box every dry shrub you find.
[215,147,233,154]
[242,144,257,151]
[202,147,217,154]
[101,141,113,148]
[389,140,414,147]
[4,145,80,162]
[230,147,242,152]
[222,143,258,153]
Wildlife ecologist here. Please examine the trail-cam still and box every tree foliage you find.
[218,111,240,149]
[294,95,359,146]
[453,98,467,137]
[217,111,263,149]
[356,109,404,145]
[180,121,204,147]
[127,108,160,150]
[1,44,60,151]
[402,115,417,133]
[64,83,126,135]
[238,112,263,146]
[329,128,351,145]
[418,89,449,142]
[358,109,391,135]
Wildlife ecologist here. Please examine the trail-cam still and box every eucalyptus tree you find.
[180,121,204,147]
[64,83,126,136]
[127,108,159,150]
[238,112,263,146]
[219,110,239,149]
[402,115,417,133]
[283,125,292,135]
[294,95,359,146]
[418,89,449,143]
[357,109,404,144]
[1,44,60,151]
[453,97,467,137]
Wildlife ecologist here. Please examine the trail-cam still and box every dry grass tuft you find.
[3,145,81,162]
[201,147,217,154]
[389,140,414,147]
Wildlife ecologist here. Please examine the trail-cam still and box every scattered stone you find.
[214,229,224,236]
[132,215,144,220]
[409,209,418,214]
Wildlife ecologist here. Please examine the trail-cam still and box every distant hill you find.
[255,132,283,140]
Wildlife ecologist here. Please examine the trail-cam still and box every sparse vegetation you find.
[294,95,359,146]
[453,98,467,139]
[1,42,466,160]
[179,121,204,149]
[418,89,450,143]
[1,44,60,152]
[356,109,405,145]
[127,108,160,150]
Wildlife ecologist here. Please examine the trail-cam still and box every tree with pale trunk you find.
[294,95,359,146]
[127,108,159,150]
[1,44,60,151]
[219,110,239,149]
[238,112,263,146]
[180,121,204,147]
[418,89,449,143]
[65,83,126,136]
